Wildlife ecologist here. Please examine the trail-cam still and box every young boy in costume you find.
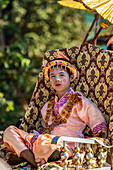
[3,51,107,168]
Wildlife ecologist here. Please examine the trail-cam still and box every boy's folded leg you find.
[3,125,28,157]
[32,134,73,163]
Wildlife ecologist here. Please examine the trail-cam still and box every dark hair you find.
[48,58,72,78]
[107,42,113,50]
[50,58,72,64]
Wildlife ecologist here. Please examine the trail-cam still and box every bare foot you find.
[48,149,61,162]
[106,152,111,164]
[20,149,37,167]
[6,153,25,165]
[36,158,46,168]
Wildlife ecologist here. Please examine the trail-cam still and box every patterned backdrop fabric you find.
[19,43,113,140]
[0,42,113,170]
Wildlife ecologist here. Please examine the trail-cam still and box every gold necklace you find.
[44,93,82,134]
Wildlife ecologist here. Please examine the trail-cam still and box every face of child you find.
[50,67,74,98]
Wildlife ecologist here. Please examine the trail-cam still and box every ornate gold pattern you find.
[41,87,49,98]
[45,51,50,58]
[19,43,113,140]
[104,96,112,114]
[67,49,72,56]
[109,122,113,131]
[0,42,113,170]
[33,81,39,95]
[91,51,96,57]
[50,56,55,60]
[43,94,82,134]
[88,95,98,107]
[45,81,51,88]
[39,72,43,78]
[76,80,89,96]
[53,51,59,57]
[35,90,40,99]
[71,53,75,59]
[75,47,80,55]
[77,51,90,70]
[103,112,109,125]
[35,118,41,129]
[97,53,109,71]
[106,63,113,86]
[42,59,47,67]
[95,82,107,101]
[95,47,100,53]
[25,103,38,122]
[86,63,99,86]
[71,73,79,89]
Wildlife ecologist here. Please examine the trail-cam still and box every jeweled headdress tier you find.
[44,51,77,79]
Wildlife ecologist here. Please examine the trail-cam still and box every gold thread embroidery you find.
[77,51,90,70]
[97,53,109,71]
[106,63,113,86]
[86,63,99,86]
[44,94,82,133]
[95,82,107,101]
[76,79,89,96]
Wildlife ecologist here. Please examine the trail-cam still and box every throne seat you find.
[0,43,113,169]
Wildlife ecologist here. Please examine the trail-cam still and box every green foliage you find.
[0,0,86,129]
[0,92,14,112]
[0,0,10,9]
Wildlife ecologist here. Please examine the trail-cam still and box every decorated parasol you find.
[58,0,113,45]
[83,0,113,24]
[58,0,86,10]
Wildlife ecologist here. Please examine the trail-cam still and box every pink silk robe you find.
[3,88,107,163]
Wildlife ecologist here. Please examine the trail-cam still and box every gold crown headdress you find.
[44,51,77,79]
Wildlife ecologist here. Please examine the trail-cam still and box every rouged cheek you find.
[63,78,66,83]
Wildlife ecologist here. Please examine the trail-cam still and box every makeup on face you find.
[50,70,66,82]
[63,78,66,82]
[49,67,71,98]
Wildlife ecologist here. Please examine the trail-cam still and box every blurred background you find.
[0,0,112,130]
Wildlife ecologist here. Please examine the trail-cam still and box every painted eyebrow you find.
[50,71,65,76]
[59,71,65,74]
[50,71,65,75]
